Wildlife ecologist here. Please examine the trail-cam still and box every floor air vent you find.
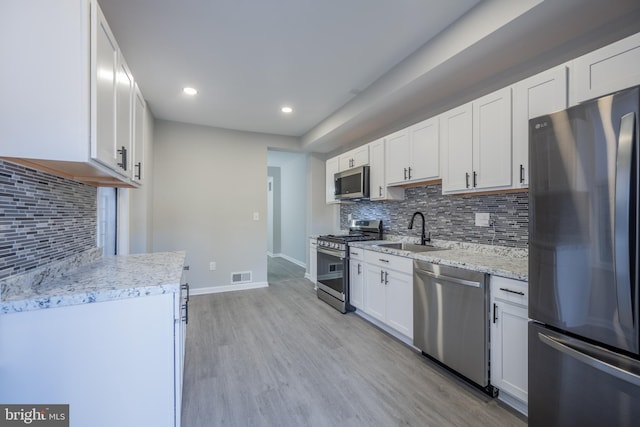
[231,271,252,284]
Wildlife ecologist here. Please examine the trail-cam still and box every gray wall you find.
[151,119,299,291]
[129,105,155,254]
[0,159,97,279]
[341,184,528,248]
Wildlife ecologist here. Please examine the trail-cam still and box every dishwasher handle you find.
[415,268,481,288]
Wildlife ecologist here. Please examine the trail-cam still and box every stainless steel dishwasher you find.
[413,259,495,396]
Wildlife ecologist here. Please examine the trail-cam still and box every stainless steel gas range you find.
[316,220,382,313]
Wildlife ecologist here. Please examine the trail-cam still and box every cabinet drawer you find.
[491,276,528,307]
[349,247,364,261]
[364,249,413,272]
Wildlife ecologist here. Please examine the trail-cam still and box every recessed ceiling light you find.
[281,106,293,114]
[183,87,198,96]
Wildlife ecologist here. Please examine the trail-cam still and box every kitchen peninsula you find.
[0,250,188,427]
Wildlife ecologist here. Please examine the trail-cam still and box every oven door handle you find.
[317,246,345,259]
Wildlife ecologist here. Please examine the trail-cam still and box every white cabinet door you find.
[369,138,386,200]
[349,258,364,309]
[338,145,369,171]
[369,138,404,201]
[0,294,178,427]
[364,263,386,322]
[132,84,146,183]
[492,300,528,404]
[513,65,567,188]
[114,55,134,178]
[408,117,439,182]
[491,276,528,412]
[472,87,512,191]
[570,32,640,106]
[92,3,120,171]
[441,102,473,193]
[308,239,317,285]
[325,156,340,204]
[385,129,410,185]
[385,270,413,339]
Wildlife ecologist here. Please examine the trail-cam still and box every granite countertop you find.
[349,239,528,281]
[1,250,186,314]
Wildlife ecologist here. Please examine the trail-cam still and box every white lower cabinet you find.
[362,250,413,339]
[349,247,365,309]
[0,292,185,427]
[490,276,528,414]
[308,238,318,285]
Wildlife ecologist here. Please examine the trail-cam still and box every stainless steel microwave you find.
[335,166,369,200]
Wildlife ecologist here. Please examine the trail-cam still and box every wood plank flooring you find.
[181,256,527,427]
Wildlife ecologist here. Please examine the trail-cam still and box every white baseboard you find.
[190,281,269,296]
[269,253,306,269]
[498,391,528,416]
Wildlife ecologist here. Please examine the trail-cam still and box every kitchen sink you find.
[374,242,448,253]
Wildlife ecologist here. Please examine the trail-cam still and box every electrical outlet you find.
[475,212,490,227]
[253,212,260,221]
[209,261,216,271]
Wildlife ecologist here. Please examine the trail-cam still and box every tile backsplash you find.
[0,160,97,280]
[341,184,528,248]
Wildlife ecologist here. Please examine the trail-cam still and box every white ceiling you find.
[98,0,482,138]
[99,0,640,153]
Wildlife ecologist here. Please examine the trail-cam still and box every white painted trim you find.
[266,251,274,257]
[498,391,528,416]
[190,282,269,296]
[271,253,306,269]
[354,310,416,349]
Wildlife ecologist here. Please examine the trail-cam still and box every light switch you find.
[253,212,260,221]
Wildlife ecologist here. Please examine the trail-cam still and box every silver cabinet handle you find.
[403,167,408,180]
[379,186,383,197]
[408,166,412,180]
[473,171,478,187]
[378,258,389,263]
[614,112,636,329]
[493,303,498,323]
[519,164,525,183]
[465,172,470,188]
[499,287,524,296]
[357,263,361,275]
[384,271,389,285]
[380,270,384,283]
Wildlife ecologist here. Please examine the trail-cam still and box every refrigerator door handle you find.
[539,331,640,387]
[614,112,636,328]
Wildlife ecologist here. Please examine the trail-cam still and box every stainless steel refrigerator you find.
[529,85,640,426]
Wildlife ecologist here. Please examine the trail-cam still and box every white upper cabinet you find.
[338,145,369,171]
[472,87,512,190]
[441,102,473,193]
[369,138,404,201]
[386,117,440,186]
[512,65,567,188]
[570,32,640,106]
[0,0,142,187]
[325,156,340,204]
[132,84,146,183]
[442,87,512,194]
[92,5,120,173]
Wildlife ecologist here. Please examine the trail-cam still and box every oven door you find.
[316,246,346,301]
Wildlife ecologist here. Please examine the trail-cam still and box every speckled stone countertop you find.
[1,250,186,314]
[349,238,528,281]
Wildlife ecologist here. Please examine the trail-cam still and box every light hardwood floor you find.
[181,256,527,426]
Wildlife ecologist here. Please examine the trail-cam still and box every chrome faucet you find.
[408,212,430,245]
